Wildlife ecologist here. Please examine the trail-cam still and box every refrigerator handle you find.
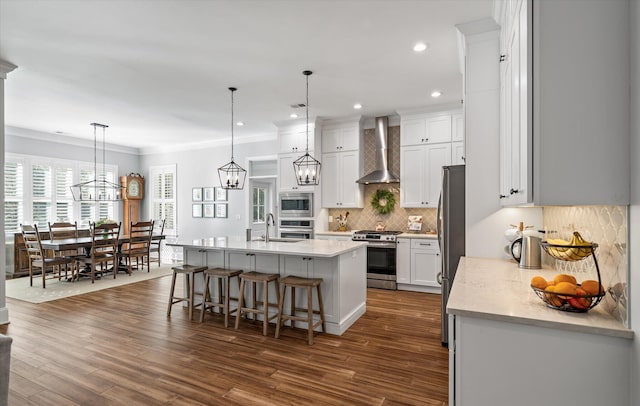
[436,191,442,252]
[436,271,443,285]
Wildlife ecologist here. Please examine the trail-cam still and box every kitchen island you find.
[447,257,633,406]
[168,237,367,335]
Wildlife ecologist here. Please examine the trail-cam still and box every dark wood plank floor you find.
[1,275,448,405]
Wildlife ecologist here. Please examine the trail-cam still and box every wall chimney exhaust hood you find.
[356,116,400,184]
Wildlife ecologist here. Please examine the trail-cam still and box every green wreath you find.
[371,189,396,215]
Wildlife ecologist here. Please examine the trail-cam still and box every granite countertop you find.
[447,257,633,339]
[169,236,367,258]
[315,231,354,236]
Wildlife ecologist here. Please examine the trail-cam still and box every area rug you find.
[5,263,178,304]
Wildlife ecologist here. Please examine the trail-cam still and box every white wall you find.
[629,1,639,403]
[139,138,278,241]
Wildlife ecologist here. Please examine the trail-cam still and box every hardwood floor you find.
[1,275,449,405]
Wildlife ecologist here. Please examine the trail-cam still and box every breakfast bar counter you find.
[168,237,367,335]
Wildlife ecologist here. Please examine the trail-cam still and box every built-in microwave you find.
[279,192,313,218]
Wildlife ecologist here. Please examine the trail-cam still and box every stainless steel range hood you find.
[356,116,400,184]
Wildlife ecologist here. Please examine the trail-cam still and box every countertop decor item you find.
[217,87,247,190]
[336,212,349,231]
[371,189,395,215]
[293,70,321,186]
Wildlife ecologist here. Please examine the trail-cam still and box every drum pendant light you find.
[70,122,124,201]
[293,70,321,186]
[218,87,247,190]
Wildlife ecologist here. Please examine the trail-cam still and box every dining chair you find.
[149,218,165,267]
[77,222,121,283]
[48,221,81,279]
[21,224,77,288]
[121,220,154,274]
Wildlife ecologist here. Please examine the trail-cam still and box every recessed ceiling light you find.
[431,90,442,98]
[236,121,244,126]
[353,103,362,109]
[290,113,298,118]
[413,42,428,52]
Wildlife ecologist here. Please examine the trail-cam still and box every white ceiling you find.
[0,0,493,151]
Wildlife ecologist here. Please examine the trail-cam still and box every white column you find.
[0,60,18,325]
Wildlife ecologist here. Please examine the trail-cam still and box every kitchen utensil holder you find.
[531,241,604,313]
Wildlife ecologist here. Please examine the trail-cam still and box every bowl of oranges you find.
[530,274,605,312]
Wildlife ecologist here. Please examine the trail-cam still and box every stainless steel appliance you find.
[352,230,402,290]
[279,192,313,218]
[279,219,313,239]
[437,165,465,347]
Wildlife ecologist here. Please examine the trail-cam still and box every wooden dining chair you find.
[48,221,81,279]
[77,222,121,283]
[149,218,165,267]
[121,220,154,274]
[21,224,77,288]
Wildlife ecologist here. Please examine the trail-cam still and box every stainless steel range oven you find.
[352,230,402,290]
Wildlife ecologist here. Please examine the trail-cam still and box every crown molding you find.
[138,132,277,155]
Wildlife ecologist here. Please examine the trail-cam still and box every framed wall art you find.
[203,203,215,218]
[203,187,215,201]
[215,187,228,202]
[215,203,228,218]
[192,187,203,201]
[192,203,203,218]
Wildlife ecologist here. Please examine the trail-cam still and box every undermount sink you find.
[257,237,302,243]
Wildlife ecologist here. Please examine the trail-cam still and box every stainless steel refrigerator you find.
[437,165,465,347]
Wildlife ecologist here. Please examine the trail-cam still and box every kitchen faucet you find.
[265,213,275,242]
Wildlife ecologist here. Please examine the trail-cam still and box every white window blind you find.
[149,164,177,235]
[4,153,120,233]
[4,160,24,234]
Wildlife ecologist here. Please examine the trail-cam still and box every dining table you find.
[40,234,166,279]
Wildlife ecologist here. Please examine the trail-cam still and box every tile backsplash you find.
[327,124,437,233]
[543,206,628,326]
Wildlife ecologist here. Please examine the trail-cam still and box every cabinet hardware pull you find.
[510,188,519,195]
[499,194,507,199]
[500,54,506,62]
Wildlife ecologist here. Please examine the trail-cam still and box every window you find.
[4,160,24,234]
[149,164,177,235]
[4,153,119,233]
[252,187,265,224]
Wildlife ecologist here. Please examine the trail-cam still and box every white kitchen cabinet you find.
[410,239,440,287]
[497,0,629,206]
[400,114,452,146]
[321,151,363,208]
[451,141,465,165]
[400,143,451,208]
[279,128,315,154]
[321,124,360,153]
[396,237,440,292]
[280,255,337,323]
[396,238,410,284]
[450,314,631,406]
[278,152,316,192]
[452,113,464,142]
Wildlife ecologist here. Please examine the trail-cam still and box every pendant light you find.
[218,87,247,190]
[293,70,321,186]
[70,123,124,201]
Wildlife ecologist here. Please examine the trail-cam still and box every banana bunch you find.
[545,231,594,261]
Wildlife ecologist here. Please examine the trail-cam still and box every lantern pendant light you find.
[218,87,247,190]
[70,122,124,201]
[293,70,321,186]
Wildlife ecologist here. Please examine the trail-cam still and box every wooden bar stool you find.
[275,275,326,345]
[200,267,243,327]
[167,264,207,320]
[235,271,280,336]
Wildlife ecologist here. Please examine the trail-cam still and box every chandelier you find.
[70,123,124,201]
[293,70,321,186]
[218,87,247,190]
